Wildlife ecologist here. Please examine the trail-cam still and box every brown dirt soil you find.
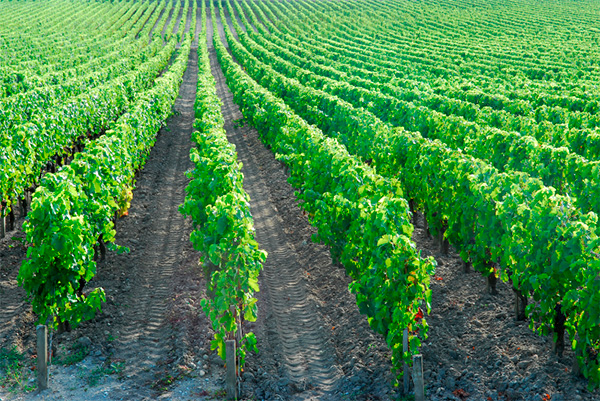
[0,221,35,359]
[412,211,600,401]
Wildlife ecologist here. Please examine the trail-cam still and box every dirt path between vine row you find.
[95,45,197,397]
[172,0,185,44]
[147,3,167,42]
[160,2,176,41]
[193,0,201,48]
[207,9,398,400]
[210,28,341,400]
[0,224,34,361]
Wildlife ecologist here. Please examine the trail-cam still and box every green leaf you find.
[51,234,66,253]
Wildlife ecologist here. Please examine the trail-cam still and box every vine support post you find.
[226,339,238,400]
[403,328,409,394]
[461,259,470,273]
[36,325,49,390]
[412,354,424,401]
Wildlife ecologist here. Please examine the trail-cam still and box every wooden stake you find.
[413,354,425,401]
[461,259,470,273]
[403,328,409,394]
[37,325,48,390]
[226,340,237,400]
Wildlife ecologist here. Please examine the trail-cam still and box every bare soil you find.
[412,211,600,401]
[160,3,176,41]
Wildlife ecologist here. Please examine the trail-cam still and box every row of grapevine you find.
[17,30,193,331]
[0,1,142,92]
[262,0,600,145]
[179,2,265,370]
[301,0,600,101]
[0,38,148,132]
[262,0,600,139]
[229,13,600,236]
[367,0,597,115]
[4,0,175,117]
[0,0,174,98]
[242,15,600,160]
[227,0,600,384]
[163,0,184,43]
[0,38,176,233]
[215,2,435,380]
[0,0,191,233]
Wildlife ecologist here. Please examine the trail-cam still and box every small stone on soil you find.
[77,336,92,347]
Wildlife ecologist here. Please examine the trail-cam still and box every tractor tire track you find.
[99,47,197,398]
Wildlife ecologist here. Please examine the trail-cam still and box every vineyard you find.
[1,0,600,400]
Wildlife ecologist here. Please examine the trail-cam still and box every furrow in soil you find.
[104,48,197,392]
